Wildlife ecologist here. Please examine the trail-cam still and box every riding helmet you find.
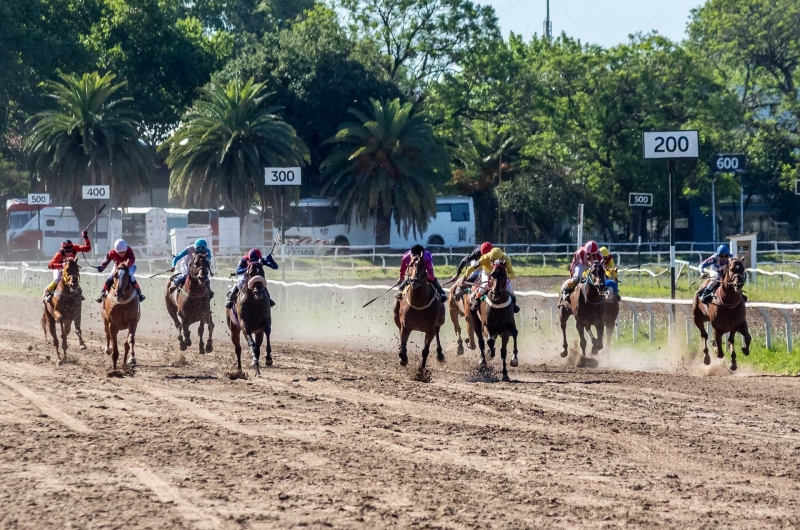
[248,248,262,262]
[599,246,610,257]
[717,244,730,256]
[411,244,425,256]
[114,239,128,253]
[194,239,208,252]
[480,241,493,255]
[584,240,599,254]
[61,240,74,252]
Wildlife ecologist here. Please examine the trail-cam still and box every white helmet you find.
[114,239,128,254]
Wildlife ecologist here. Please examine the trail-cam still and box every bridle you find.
[185,254,210,296]
[59,259,81,296]
[404,255,436,310]
[485,261,512,309]
[582,262,607,305]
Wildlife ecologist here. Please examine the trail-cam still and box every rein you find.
[581,273,605,306]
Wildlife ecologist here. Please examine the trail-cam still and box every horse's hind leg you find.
[727,330,738,371]
[197,319,206,355]
[576,322,588,358]
[264,327,272,367]
[205,315,214,353]
[510,327,519,368]
[74,308,87,350]
[229,323,243,374]
[500,333,510,382]
[592,323,604,355]
[694,311,710,365]
[398,327,411,367]
[450,301,464,355]
[738,321,751,357]
[60,320,71,360]
[255,331,264,368]
[714,328,725,359]
[45,312,60,363]
[435,327,444,363]
[126,321,138,366]
[560,311,569,358]
[476,329,487,369]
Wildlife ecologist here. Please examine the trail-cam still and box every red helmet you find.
[480,242,493,255]
[248,248,262,262]
[61,240,74,252]
[584,241,598,254]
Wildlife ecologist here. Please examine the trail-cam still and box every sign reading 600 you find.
[264,167,302,186]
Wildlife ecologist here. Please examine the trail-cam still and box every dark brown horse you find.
[448,280,476,355]
[165,253,214,354]
[560,261,606,365]
[41,259,86,363]
[393,254,446,372]
[226,261,272,376]
[602,284,620,354]
[692,257,750,370]
[101,263,140,371]
[471,261,518,381]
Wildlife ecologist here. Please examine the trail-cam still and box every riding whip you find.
[80,204,107,268]
[149,268,174,279]
[362,279,401,308]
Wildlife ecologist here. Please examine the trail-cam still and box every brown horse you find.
[602,283,620,353]
[101,263,141,371]
[692,257,750,371]
[560,261,606,365]
[165,253,214,354]
[393,254,446,372]
[448,280,476,354]
[471,261,518,381]
[41,259,86,363]
[226,261,272,376]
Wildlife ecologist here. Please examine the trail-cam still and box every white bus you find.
[282,196,475,251]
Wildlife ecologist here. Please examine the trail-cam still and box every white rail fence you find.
[1,263,797,354]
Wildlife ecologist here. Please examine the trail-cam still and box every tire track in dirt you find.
[0,377,92,434]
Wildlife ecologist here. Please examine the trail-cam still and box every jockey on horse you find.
[95,239,146,303]
[697,244,744,304]
[43,230,91,302]
[170,238,214,298]
[599,246,621,301]
[463,246,520,314]
[225,248,278,308]
[450,241,493,301]
[396,244,448,303]
[560,240,603,306]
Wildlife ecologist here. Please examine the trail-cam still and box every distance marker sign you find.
[629,192,653,207]
[27,193,50,205]
[642,131,699,159]
[265,167,301,186]
[82,185,109,199]
[710,154,746,173]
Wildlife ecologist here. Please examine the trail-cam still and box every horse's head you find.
[245,261,266,298]
[587,261,607,294]
[725,257,746,292]
[489,260,508,292]
[62,259,81,292]
[190,252,210,282]
[114,263,132,301]
[407,254,428,289]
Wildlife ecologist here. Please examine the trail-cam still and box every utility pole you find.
[544,0,552,42]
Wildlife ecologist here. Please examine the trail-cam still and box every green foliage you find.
[321,98,450,244]
[23,72,150,225]
[161,78,309,221]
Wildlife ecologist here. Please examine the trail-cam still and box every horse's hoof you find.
[205,343,213,353]
[742,347,750,357]
[703,354,711,366]
[716,351,724,359]
[510,357,519,368]
[185,340,192,347]
[80,344,87,351]
[456,345,464,356]
[198,347,205,355]
[502,373,510,382]
[127,357,137,366]
[179,342,187,352]
[105,348,112,356]
[436,353,445,363]
[399,358,408,367]
[560,350,568,358]
[468,341,476,351]
[730,363,738,372]
[265,357,273,367]
[577,356,599,369]
[56,359,64,366]
[489,351,495,359]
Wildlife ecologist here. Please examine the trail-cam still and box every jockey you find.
[225,248,278,309]
[463,246,520,314]
[599,246,618,281]
[697,244,732,304]
[170,238,214,297]
[95,239,145,303]
[396,244,447,303]
[450,241,493,301]
[43,230,91,302]
[561,240,603,302]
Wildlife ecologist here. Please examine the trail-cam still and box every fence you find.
[1,263,797,354]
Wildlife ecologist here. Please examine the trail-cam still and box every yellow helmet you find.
[599,246,610,257]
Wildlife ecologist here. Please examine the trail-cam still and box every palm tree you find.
[321,98,450,245]
[160,78,309,225]
[24,72,151,227]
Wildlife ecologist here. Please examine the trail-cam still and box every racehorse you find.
[101,263,140,371]
[393,254,446,373]
[692,257,750,371]
[226,261,272,376]
[41,258,86,363]
[448,281,476,354]
[602,281,620,353]
[470,261,518,381]
[560,261,606,365]
[165,253,214,354]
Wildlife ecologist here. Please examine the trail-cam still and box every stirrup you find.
[95,293,106,303]
[138,293,146,302]
[269,299,276,308]
[513,303,521,314]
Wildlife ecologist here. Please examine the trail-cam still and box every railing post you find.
[644,303,656,344]
[776,309,793,352]
[676,304,691,348]
[755,308,773,350]
[626,301,638,343]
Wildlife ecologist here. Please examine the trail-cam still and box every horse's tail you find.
[40,311,47,338]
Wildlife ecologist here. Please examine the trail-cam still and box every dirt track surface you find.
[2,295,800,528]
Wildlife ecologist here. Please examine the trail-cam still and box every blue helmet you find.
[717,244,730,256]
[194,239,208,252]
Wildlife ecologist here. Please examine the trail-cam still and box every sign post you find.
[265,168,302,282]
[83,185,109,259]
[643,130,699,299]
[709,154,746,235]
[629,193,652,259]
[28,193,49,264]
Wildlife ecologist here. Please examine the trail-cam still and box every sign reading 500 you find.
[264,167,302,186]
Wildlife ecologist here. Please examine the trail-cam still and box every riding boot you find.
[266,288,276,308]
[394,278,408,300]
[434,278,447,303]
[225,286,240,309]
[511,294,520,314]
[701,281,718,304]
[206,280,215,299]
[133,281,146,302]
[96,277,113,303]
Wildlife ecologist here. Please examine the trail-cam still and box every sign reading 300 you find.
[264,167,302,186]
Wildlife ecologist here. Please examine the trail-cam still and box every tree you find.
[320,98,450,244]
[23,72,150,227]
[161,78,309,225]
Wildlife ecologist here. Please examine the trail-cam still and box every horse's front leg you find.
[59,320,71,360]
[510,327,519,368]
[110,326,120,371]
[576,322,588,358]
[126,320,138,367]
[197,319,206,355]
[44,312,60,362]
[485,324,495,358]
[560,310,569,358]
[242,326,260,376]
[450,301,464,355]
[476,328,487,369]
[255,331,264,368]
[592,322,604,355]
[264,325,272,367]
[714,328,725,359]
[435,327,445,363]
[728,330,738,372]
[182,321,192,348]
[738,321,751,357]
[500,333,510,382]
[420,331,434,370]
[74,308,87,350]
[205,314,214,353]
[694,311,710,365]
[398,326,411,367]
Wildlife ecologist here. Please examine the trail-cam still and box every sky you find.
[485,0,704,48]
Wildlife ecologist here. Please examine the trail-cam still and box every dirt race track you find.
[2,293,800,529]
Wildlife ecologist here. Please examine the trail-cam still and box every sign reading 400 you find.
[82,185,109,199]
[265,167,302,186]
